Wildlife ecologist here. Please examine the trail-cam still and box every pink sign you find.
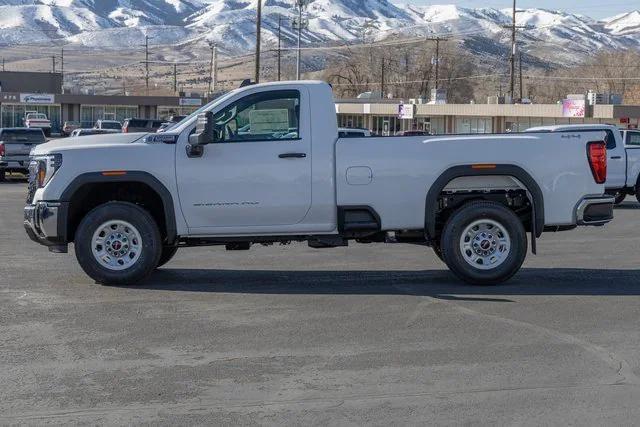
[562,99,586,118]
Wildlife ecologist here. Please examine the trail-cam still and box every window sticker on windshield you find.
[249,109,289,134]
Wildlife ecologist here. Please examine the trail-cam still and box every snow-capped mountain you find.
[0,0,638,66]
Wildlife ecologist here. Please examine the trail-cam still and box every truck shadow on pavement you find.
[614,202,640,210]
[132,268,640,302]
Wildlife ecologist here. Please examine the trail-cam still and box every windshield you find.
[27,114,46,119]
[101,122,121,129]
[2,129,45,143]
[169,89,239,134]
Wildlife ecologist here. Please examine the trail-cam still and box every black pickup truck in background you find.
[0,128,46,181]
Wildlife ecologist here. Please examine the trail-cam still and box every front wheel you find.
[74,202,162,285]
[440,201,527,285]
[157,245,179,268]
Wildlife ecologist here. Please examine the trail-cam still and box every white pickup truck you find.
[527,124,634,204]
[24,81,614,286]
[24,112,52,137]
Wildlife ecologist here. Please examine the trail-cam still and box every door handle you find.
[610,156,622,159]
[279,153,306,159]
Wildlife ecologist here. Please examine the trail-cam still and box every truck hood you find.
[32,132,148,155]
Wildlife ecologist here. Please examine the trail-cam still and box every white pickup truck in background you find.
[24,112,52,137]
[24,81,614,286]
[528,125,640,205]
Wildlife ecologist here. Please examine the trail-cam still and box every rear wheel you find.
[0,170,5,182]
[75,202,162,285]
[609,190,626,205]
[440,201,527,285]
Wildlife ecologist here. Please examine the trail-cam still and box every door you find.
[176,88,312,233]
[603,129,626,190]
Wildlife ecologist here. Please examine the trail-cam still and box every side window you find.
[627,132,640,146]
[604,130,616,150]
[212,90,300,143]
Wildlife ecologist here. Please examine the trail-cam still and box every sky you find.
[406,1,635,19]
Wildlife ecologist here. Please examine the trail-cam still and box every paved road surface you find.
[2,180,640,424]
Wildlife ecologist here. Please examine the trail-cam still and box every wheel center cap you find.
[480,240,491,250]
[112,241,122,250]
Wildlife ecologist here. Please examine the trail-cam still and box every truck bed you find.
[335,132,606,229]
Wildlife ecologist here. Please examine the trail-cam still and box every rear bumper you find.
[0,160,29,171]
[576,196,614,226]
[24,201,69,250]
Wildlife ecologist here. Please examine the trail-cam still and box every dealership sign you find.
[20,93,55,104]
[398,103,415,119]
[562,99,586,118]
[179,98,202,106]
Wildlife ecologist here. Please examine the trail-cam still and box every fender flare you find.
[424,164,544,242]
[61,171,177,244]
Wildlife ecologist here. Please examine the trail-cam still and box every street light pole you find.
[295,2,303,80]
[255,0,262,83]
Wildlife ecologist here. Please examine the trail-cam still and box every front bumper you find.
[576,196,614,226]
[24,201,69,251]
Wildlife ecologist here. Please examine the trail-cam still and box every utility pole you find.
[510,0,516,101]
[501,1,526,103]
[277,15,283,81]
[2,57,5,72]
[208,42,217,96]
[380,57,385,99]
[61,47,64,93]
[173,63,177,94]
[255,0,262,83]
[293,0,308,80]
[145,35,150,95]
[426,37,447,90]
[122,69,126,95]
[519,53,523,100]
[52,55,56,73]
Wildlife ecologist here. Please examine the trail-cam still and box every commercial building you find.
[2,71,639,136]
[336,98,640,135]
[0,71,207,134]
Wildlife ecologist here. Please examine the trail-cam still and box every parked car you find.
[157,116,188,133]
[0,128,46,180]
[24,112,51,136]
[93,120,122,133]
[24,81,613,286]
[122,118,164,133]
[396,130,429,136]
[338,127,372,138]
[70,129,111,137]
[527,124,629,204]
[62,121,81,137]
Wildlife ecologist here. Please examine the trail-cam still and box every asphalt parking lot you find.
[2,178,640,425]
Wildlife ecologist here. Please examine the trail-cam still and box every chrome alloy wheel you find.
[91,220,143,271]
[459,219,511,270]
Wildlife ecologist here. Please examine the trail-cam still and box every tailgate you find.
[4,141,38,157]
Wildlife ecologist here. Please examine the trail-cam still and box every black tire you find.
[636,184,640,204]
[74,202,162,285]
[440,201,527,285]
[157,245,179,268]
[613,191,626,205]
[0,170,5,182]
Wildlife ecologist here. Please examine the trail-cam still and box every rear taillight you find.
[587,141,607,184]
[0,143,4,157]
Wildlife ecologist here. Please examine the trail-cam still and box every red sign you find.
[620,118,630,124]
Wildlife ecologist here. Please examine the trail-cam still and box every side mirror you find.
[187,111,217,158]
[189,111,217,146]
